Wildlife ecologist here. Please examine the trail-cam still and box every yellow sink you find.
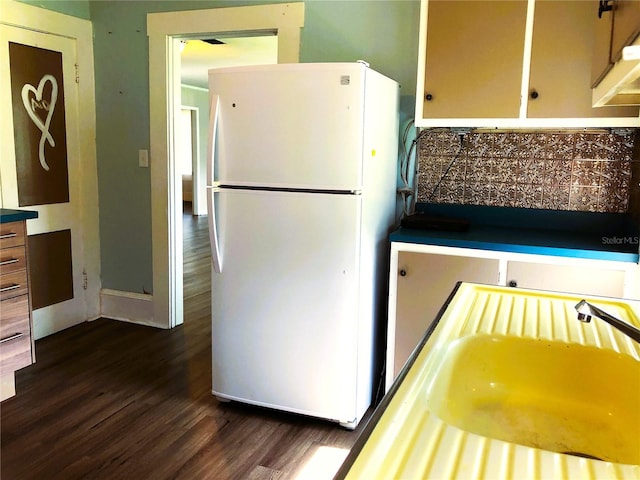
[339,283,640,480]
[427,334,640,465]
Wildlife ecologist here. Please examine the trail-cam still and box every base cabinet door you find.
[506,261,627,298]
[392,252,500,379]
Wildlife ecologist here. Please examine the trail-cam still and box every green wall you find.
[300,1,418,98]
[34,0,420,294]
[18,0,91,19]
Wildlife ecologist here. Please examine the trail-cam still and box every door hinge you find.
[82,268,88,290]
[75,63,80,84]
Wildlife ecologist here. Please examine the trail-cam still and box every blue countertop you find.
[0,208,38,224]
[392,205,640,264]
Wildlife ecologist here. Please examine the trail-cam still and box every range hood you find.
[593,41,640,107]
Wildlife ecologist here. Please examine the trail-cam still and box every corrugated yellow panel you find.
[343,283,640,480]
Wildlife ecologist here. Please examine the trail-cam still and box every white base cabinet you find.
[386,242,640,390]
[393,252,499,379]
[505,261,627,297]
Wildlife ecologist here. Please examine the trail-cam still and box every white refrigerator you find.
[207,63,399,429]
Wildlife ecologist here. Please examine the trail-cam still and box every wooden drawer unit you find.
[0,219,34,398]
[0,296,32,375]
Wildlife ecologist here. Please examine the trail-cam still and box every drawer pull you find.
[0,258,20,267]
[0,232,18,240]
[0,284,21,293]
[0,332,24,344]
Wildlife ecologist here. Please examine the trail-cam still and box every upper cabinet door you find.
[610,0,640,63]
[528,0,638,118]
[420,0,527,119]
[591,0,614,87]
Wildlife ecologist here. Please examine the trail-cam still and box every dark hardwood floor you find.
[0,205,370,479]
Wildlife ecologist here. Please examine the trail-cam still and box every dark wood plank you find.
[0,208,370,479]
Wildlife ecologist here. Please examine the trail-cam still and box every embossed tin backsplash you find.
[417,130,639,214]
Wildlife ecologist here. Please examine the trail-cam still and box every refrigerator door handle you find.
[207,94,222,273]
[207,94,219,186]
[207,187,222,273]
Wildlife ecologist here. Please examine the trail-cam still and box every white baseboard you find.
[100,289,166,328]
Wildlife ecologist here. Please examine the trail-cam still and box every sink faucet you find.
[575,300,640,344]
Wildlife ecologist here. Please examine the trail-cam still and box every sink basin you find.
[427,334,640,465]
[339,284,640,480]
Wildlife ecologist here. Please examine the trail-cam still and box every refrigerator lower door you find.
[211,188,364,426]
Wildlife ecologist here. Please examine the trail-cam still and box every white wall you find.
[180,84,209,215]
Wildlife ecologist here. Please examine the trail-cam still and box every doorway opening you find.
[147,3,304,328]
[179,33,278,217]
[178,34,278,319]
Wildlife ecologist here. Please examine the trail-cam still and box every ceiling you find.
[180,35,278,89]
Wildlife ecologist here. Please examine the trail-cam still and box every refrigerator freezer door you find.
[208,63,366,191]
[211,188,363,424]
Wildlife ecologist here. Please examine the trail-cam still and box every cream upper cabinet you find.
[420,1,527,120]
[415,0,640,128]
[591,0,615,87]
[591,0,640,95]
[528,0,638,119]
[610,0,640,63]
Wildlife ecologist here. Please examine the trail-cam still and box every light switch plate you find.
[138,149,149,168]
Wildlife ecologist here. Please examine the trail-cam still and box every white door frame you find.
[147,3,304,328]
[0,0,101,324]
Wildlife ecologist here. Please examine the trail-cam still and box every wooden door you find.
[0,24,91,339]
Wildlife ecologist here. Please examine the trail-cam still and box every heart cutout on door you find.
[21,74,58,172]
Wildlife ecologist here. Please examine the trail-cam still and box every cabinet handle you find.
[598,0,613,18]
[508,280,518,287]
[530,90,539,100]
[425,93,433,101]
[0,258,20,267]
[399,269,407,277]
[0,284,21,293]
[0,232,17,240]
[0,332,24,344]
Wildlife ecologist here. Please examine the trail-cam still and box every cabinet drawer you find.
[0,221,26,249]
[0,332,32,375]
[0,295,32,375]
[0,269,28,301]
[0,295,30,337]
[0,245,27,275]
